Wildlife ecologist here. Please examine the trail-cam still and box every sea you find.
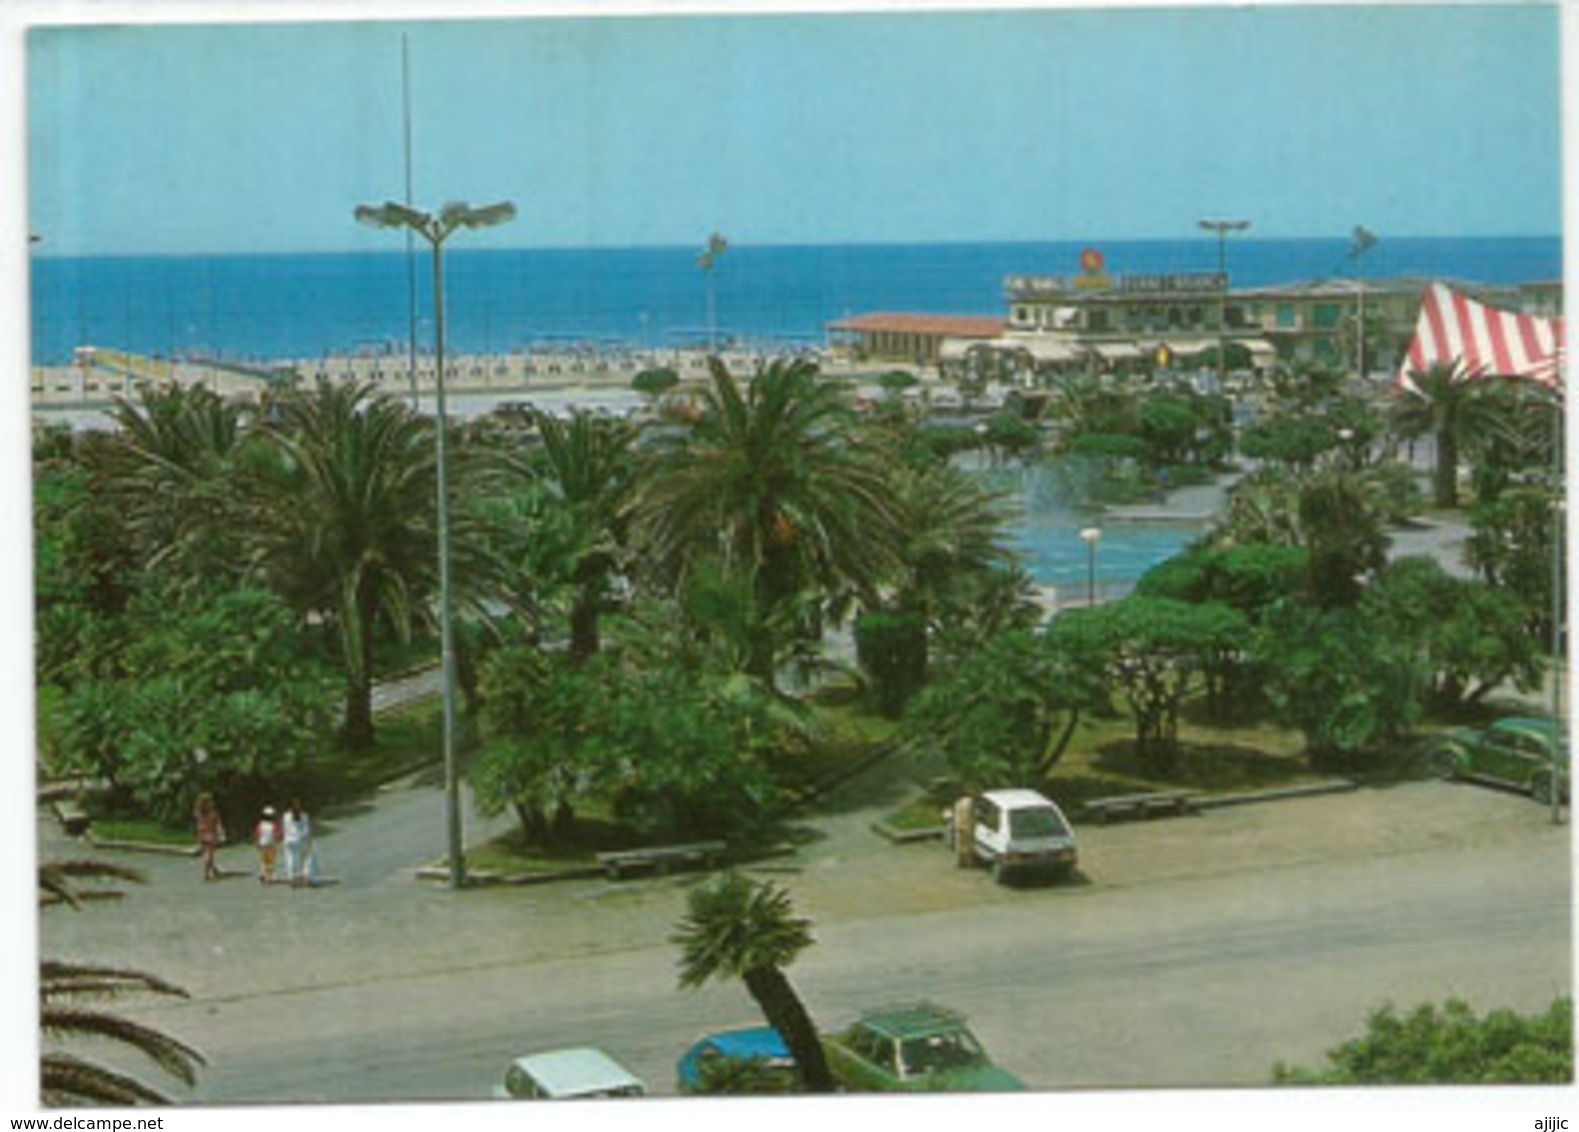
[28,236,1562,367]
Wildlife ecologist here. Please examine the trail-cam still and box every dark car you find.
[676,1027,796,1094]
[1431,717,1568,802]
[822,1004,1024,1093]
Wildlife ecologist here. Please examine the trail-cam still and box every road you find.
[40,778,1570,1104]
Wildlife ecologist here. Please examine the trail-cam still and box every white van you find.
[970,789,1078,883]
[497,1048,646,1100]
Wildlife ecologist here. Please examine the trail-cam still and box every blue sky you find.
[25,5,1566,256]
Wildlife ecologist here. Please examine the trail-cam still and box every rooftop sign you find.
[1006,271,1226,300]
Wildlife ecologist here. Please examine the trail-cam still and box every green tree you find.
[1466,485,1561,639]
[877,369,919,399]
[526,408,636,661]
[1135,543,1307,720]
[853,610,928,719]
[33,453,138,690]
[1274,998,1572,1085]
[631,366,680,401]
[1258,604,1423,769]
[634,358,902,686]
[904,629,1103,790]
[1135,393,1202,466]
[1392,361,1506,509]
[1365,557,1542,714]
[472,647,612,845]
[39,861,205,1106]
[601,668,784,842]
[1238,415,1338,471]
[1049,597,1247,768]
[1214,468,1305,548]
[1136,543,1307,622]
[1297,471,1391,608]
[672,872,835,1094]
[51,586,337,826]
[1465,382,1559,503]
[877,461,1019,675]
[245,381,448,752]
[94,384,252,586]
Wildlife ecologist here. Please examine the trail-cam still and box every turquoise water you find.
[990,465,1204,589]
[1010,519,1200,591]
[30,236,1560,366]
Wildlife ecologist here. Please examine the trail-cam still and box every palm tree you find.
[672,871,834,1094]
[527,408,637,661]
[888,462,1016,620]
[634,358,902,686]
[93,383,251,586]
[244,380,444,751]
[1298,470,1391,608]
[1392,361,1506,508]
[39,860,205,1106]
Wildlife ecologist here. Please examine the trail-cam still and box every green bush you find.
[1274,998,1572,1085]
[854,611,929,718]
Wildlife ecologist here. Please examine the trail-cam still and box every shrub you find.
[1274,998,1572,1085]
[854,611,928,718]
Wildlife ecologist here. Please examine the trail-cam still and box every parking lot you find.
[32,770,1572,1103]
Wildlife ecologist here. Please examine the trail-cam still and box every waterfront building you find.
[825,312,1007,367]
[829,248,1562,381]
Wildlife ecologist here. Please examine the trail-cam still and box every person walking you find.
[282,798,313,888]
[193,793,225,882]
[952,793,976,869]
[254,806,282,884]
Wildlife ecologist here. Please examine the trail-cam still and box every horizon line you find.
[29,231,1567,261]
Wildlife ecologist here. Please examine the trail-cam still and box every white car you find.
[496,1048,646,1100]
[969,788,1078,883]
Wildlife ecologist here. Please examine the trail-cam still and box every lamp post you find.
[1079,526,1103,606]
[1347,226,1379,379]
[1550,401,1566,827]
[1199,219,1250,392]
[354,199,517,889]
[697,232,728,352]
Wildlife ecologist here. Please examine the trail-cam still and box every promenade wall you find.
[30,346,910,413]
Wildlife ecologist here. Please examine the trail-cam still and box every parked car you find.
[823,1004,1024,1093]
[495,1048,646,1100]
[1431,717,1568,802]
[676,1026,796,1094]
[968,788,1079,883]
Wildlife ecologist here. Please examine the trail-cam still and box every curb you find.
[413,841,799,886]
[1192,778,1359,810]
[414,865,604,887]
[874,778,1361,843]
[85,832,202,857]
[870,820,944,845]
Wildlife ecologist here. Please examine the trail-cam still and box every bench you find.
[1082,791,1199,825]
[53,800,91,837]
[595,841,726,880]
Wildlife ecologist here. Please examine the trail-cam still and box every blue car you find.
[676,1027,796,1094]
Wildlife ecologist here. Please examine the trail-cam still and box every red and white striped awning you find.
[1399,282,1564,390]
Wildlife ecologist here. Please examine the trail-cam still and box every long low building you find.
[826,312,1007,366]
[832,255,1563,378]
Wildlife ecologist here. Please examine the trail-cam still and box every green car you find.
[822,1004,1025,1093]
[1431,717,1568,802]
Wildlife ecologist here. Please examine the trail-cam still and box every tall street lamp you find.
[1079,526,1103,606]
[697,232,728,352]
[1199,219,1250,391]
[354,198,517,889]
[1348,225,1379,379]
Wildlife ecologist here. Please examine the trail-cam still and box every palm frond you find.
[37,860,144,909]
[41,1052,176,1107]
[41,1009,204,1085]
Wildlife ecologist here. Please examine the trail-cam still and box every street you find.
[36,776,1572,1103]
